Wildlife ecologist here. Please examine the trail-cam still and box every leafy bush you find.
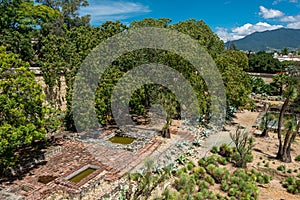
[205,174,215,185]
[264,162,270,168]
[194,167,206,174]
[282,176,300,194]
[217,157,228,165]
[211,146,219,154]
[230,127,255,168]
[187,161,195,171]
[295,155,300,162]
[277,165,286,172]
[218,144,234,158]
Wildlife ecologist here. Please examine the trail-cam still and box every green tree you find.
[170,19,224,59]
[272,73,290,96]
[0,0,60,61]
[0,46,47,172]
[282,47,289,55]
[248,51,282,73]
[215,50,252,109]
[36,0,90,29]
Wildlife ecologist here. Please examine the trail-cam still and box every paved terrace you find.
[0,127,195,199]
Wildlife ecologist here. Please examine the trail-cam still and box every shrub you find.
[295,155,300,162]
[282,176,300,194]
[221,181,230,191]
[264,162,270,168]
[205,174,215,185]
[193,167,206,175]
[257,176,265,184]
[211,146,219,154]
[212,167,230,183]
[206,155,219,166]
[218,144,233,158]
[217,157,228,165]
[264,175,272,184]
[228,188,236,196]
[197,180,210,189]
[194,192,204,200]
[277,165,286,172]
[230,127,255,168]
[206,164,217,174]
[187,161,195,171]
[198,158,207,167]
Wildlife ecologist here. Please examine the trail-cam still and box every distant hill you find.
[226,28,300,52]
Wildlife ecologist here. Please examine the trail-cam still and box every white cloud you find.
[259,6,284,19]
[216,22,283,42]
[280,15,300,22]
[215,27,243,42]
[273,0,298,4]
[287,21,300,28]
[80,1,150,23]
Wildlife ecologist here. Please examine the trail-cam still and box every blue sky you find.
[80,0,300,41]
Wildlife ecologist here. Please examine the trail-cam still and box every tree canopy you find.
[0,46,47,172]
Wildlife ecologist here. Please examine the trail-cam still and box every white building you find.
[273,52,300,62]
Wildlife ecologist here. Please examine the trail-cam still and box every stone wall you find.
[31,67,67,110]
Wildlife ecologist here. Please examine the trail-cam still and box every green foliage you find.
[248,51,282,73]
[215,50,252,108]
[0,47,52,172]
[250,76,277,95]
[230,127,255,168]
[211,146,219,154]
[218,144,234,158]
[277,165,286,172]
[264,162,270,168]
[0,0,60,61]
[259,110,276,137]
[282,176,300,194]
[217,157,228,165]
[295,155,300,162]
[36,0,90,29]
[204,174,215,185]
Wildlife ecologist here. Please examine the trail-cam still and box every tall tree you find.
[215,50,252,109]
[170,19,224,59]
[0,46,47,173]
[0,0,60,61]
[36,0,90,29]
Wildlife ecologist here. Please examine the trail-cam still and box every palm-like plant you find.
[260,104,275,137]
[277,86,298,161]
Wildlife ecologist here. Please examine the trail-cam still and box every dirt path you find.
[198,110,260,157]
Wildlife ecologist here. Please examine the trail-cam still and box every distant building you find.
[273,52,300,62]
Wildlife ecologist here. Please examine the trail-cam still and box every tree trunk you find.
[261,104,270,137]
[261,129,269,137]
[286,121,300,162]
[163,128,170,138]
[281,130,292,162]
[144,85,150,109]
[276,99,289,159]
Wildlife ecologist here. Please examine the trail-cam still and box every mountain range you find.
[226,28,300,52]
